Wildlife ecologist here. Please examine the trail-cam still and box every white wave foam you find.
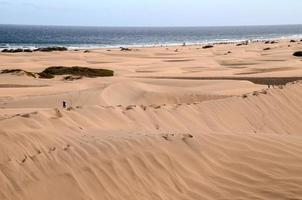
[1,34,302,50]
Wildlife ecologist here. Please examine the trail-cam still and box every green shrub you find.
[38,66,114,79]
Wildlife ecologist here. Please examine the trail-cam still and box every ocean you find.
[0,24,302,49]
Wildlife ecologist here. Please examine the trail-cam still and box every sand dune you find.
[1,39,302,199]
[1,82,302,200]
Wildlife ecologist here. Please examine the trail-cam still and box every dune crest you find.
[1,81,302,200]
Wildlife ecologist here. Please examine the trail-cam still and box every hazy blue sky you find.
[0,0,301,26]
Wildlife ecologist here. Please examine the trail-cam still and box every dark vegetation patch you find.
[202,45,214,49]
[293,51,302,57]
[164,59,195,62]
[0,66,114,80]
[0,84,48,88]
[63,76,83,81]
[265,40,278,44]
[0,69,36,77]
[235,67,295,75]
[220,61,259,66]
[120,47,132,51]
[138,76,302,86]
[38,66,114,79]
[236,41,249,46]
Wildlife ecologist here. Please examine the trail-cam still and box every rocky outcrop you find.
[34,46,68,52]
[1,48,32,53]
[1,46,67,53]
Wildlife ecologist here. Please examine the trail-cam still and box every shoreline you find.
[1,35,302,51]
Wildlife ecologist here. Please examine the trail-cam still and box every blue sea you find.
[0,24,302,49]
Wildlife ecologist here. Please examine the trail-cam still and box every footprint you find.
[18,155,27,164]
[63,144,71,151]
[182,134,194,143]
[150,104,161,109]
[140,105,147,111]
[49,147,56,153]
[29,155,36,161]
[162,133,175,141]
[53,108,63,118]
[126,105,136,110]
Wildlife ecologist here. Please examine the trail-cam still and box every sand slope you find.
[1,39,302,199]
[1,82,302,200]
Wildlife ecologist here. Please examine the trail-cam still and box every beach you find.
[1,39,302,199]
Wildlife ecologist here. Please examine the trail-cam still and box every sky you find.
[0,0,301,26]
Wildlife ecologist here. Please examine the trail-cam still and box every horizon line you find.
[1,23,302,28]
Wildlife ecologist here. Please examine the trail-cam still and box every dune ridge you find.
[1,82,302,200]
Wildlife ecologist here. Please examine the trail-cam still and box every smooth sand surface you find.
[1,39,302,200]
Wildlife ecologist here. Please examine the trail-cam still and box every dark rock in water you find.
[293,51,302,57]
[263,47,271,51]
[1,48,23,53]
[265,40,278,44]
[120,47,132,51]
[34,46,68,52]
[23,49,33,52]
[2,47,67,53]
[290,40,296,43]
[14,48,23,53]
[237,41,249,46]
[202,45,214,49]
